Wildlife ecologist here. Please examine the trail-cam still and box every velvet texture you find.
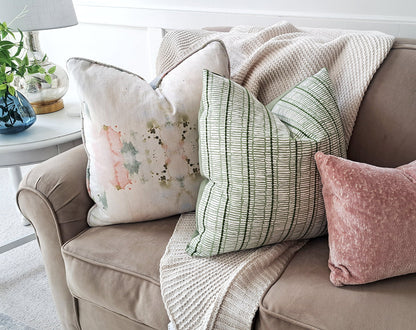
[315,152,416,286]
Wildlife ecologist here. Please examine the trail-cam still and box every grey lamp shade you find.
[0,0,78,31]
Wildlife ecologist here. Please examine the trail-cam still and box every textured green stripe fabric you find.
[187,68,347,257]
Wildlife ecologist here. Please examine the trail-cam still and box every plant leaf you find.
[0,40,15,50]
[8,85,15,96]
[44,74,52,85]
[48,66,56,74]
[17,67,26,77]
[27,66,37,74]
[12,41,23,58]
[6,73,13,83]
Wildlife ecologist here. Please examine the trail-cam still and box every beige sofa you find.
[17,36,416,329]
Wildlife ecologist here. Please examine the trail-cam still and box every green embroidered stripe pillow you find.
[187,68,347,257]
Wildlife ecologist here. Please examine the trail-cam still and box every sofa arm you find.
[17,144,93,330]
[17,144,93,243]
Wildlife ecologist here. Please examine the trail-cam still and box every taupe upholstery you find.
[17,145,93,330]
[255,238,416,330]
[348,39,416,167]
[17,38,416,329]
[62,217,178,329]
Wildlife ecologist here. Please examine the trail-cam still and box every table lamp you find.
[0,0,78,114]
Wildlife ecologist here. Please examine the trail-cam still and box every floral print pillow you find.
[68,41,229,226]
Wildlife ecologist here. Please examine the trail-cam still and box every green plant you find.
[0,15,55,127]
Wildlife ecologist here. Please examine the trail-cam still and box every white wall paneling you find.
[39,1,415,84]
[74,0,416,36]
[41,24,158,81]
[146,27,165,78]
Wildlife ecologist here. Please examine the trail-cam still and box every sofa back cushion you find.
[348,39,416,167]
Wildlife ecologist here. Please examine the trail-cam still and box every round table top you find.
[0,100,82,154]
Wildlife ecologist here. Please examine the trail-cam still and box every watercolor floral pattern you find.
[88,118,199,192]
[68,40,230,225]
[103,125,132,190]
[143,115,199,186]
[84,113,205,224]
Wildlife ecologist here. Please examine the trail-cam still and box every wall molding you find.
[74,2,416,38]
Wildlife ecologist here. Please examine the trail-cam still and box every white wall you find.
[74,0,416,21]
[40,0,416,83]
[41,24,153,78]
[72,0,416,32]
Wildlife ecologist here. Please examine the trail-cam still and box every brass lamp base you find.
[31,99,64,115]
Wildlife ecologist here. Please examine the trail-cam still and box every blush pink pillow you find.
[315,152,416,286]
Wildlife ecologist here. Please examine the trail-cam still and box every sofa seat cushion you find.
[62,215,179,329]
[256,237,416,330]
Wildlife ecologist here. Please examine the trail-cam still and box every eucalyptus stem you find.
[1,93,7,114]
[4,89,17,127]
[6,93,13,119]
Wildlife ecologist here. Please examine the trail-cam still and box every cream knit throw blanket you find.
[159,22,394,330]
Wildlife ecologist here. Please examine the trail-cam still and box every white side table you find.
[0,99,82,253]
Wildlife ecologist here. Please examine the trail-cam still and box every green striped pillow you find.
[187,68,347,257]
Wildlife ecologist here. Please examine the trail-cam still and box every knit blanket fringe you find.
[159,22,394,330]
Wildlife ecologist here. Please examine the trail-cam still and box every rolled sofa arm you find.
[17,144,93,330]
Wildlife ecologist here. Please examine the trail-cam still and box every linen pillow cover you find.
[315,152,416,286]
[67,41,230,226]
[187,68,347,257]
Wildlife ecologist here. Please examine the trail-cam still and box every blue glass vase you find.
[0,91,36,134]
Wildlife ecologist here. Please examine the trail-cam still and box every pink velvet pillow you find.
[315,152,416,286]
